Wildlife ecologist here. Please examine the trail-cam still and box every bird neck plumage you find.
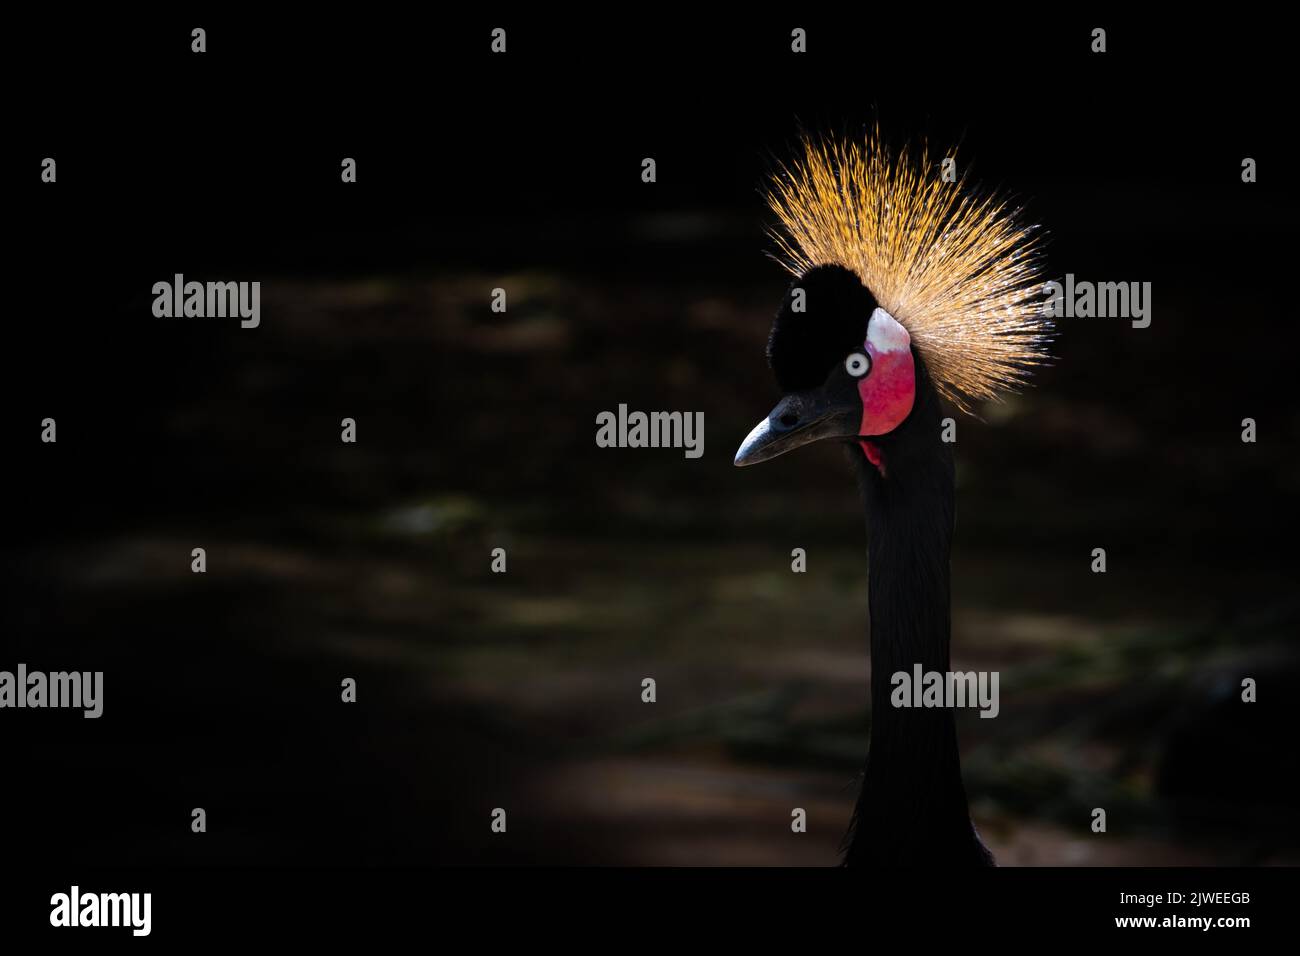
[843,377,991,866]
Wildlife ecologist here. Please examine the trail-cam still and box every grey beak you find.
[734,388,861,467]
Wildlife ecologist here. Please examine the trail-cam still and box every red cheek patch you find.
[857,309,915,437]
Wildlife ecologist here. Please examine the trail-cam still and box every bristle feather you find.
[766,130,1051,412]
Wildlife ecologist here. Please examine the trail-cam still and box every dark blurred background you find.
[5,12,1297,865]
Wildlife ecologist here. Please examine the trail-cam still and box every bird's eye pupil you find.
[845,352,871,377]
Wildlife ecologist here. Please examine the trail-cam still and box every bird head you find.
[734,264,917,467]
[734,131,1052,473]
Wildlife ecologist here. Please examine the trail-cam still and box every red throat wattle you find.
[859,439,886,475]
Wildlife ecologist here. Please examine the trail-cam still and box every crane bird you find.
[735,132,1051,866]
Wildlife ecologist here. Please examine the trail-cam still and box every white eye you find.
[845,352,871,378]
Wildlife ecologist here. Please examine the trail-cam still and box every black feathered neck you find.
[842,358,993,866]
